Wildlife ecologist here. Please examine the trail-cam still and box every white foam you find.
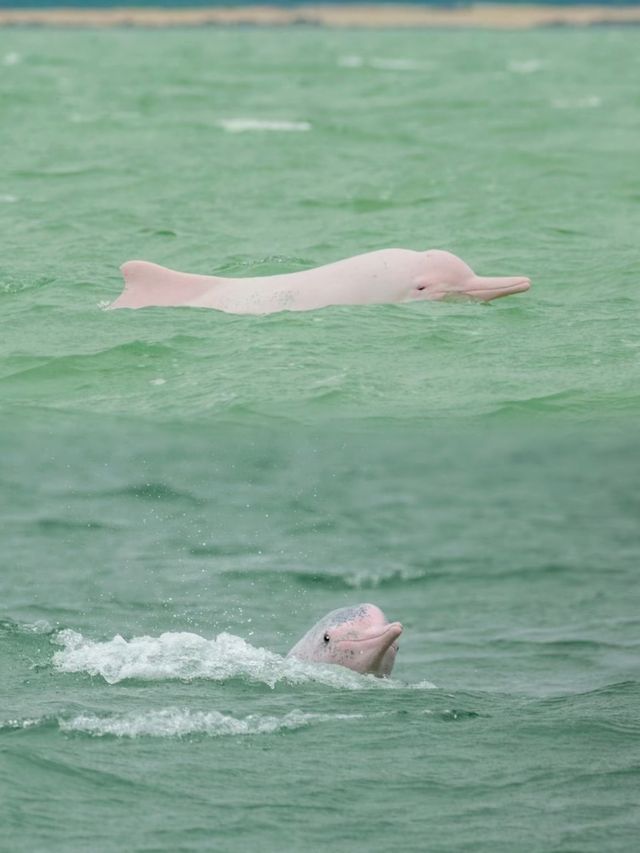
[25,619,53,634]
[1,717,41,731]
[219,118,311,133]
[3,52,20,66]
[508,60,543,74]
[53,629,436,690]
[409,680,438,690]
[59,708,362,738]
[54,629,284,686]
[552,96,602,110]
[344,565,427,589]
[338,55,364,68]
[0,194,17,204]
[370,58,430,72]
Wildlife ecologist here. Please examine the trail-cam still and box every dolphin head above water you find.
[287,603,403,677]
[412,249,530,302]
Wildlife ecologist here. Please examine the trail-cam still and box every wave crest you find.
[1,709,363,739]
[60,708,362,738]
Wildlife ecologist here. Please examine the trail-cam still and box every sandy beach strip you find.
[1,5,640,29]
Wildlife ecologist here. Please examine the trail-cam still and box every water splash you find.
[52,629,435,690]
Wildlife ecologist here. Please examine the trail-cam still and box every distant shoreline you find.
[2,4,640,29]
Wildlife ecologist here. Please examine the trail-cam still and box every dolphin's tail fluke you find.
[109,260,215,309]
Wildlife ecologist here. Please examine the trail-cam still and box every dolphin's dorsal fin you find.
[110,261,216,309]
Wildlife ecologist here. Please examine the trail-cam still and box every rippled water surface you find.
[1,25,639,853]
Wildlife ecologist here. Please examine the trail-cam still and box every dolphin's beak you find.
[384,622,404,644]
[344,621,402,678]
[372,622,403,652]
[337,621,403,651]
[466,275,531,302]
[376,622,403,677]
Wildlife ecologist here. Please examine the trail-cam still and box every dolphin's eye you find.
[323,633,330,643]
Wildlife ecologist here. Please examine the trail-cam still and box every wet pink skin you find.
[287,604,403,677]
[110,249,530,315]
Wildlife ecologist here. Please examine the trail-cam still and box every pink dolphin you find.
[287,603,403,677]
[110,249,530,315]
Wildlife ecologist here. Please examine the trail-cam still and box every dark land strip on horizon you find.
[2,4,640,29]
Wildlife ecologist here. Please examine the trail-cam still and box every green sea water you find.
[1,25,639,853]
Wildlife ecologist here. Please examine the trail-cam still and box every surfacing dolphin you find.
[287,603,403,677]
[110,248,530,315]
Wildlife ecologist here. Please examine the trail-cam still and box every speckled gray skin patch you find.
[322,605,370,628]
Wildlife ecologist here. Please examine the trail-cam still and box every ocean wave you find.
[1,708,364,739]
[98,481,203,504]
[490,389,640,419]
[52,629,436,690]
[0,716,51,734]
[217,565,430,591]
[527,682,640,736]
[33,517,117,532]
[61,708,363,738]
[0,616,55,637]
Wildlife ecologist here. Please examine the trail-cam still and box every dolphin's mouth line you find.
[336,623,403,646]
[467,279,530,294]
[426,280,530,301]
